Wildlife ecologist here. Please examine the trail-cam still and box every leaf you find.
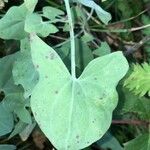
[43,6,64,20]
[24,0,38,12]
[30,34,128,150]
[9,121,27,139]
[12,38,39,98]
[0,103,14,136]
[14,107,32,124]
[25,13,58,37]
[0,53,31,125]
[77,0,111,24]
[124,133,150,150]
[0,4,28,40]
[81,32,94,43]
[93,42,111,56]
[121,88,150,120]
[124,63,150,97]
[97,132,123,150]
[19,122,36,141]
[0,145,16,150]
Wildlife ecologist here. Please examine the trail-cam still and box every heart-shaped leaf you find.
[30,35,128,150]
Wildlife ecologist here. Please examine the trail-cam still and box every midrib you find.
[65,79,76,150]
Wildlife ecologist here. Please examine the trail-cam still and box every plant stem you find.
[64,0,76,79]
[112,120,150,126]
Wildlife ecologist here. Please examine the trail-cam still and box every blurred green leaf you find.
[0,104,14,136]
[93,42,111,56]
[0,4,28,40]
[25,13,58,37]
[43,6,64,20]
[0,145,16,150]
[97,132,123,150]
[124,133,150,150]
[12,38,39,98]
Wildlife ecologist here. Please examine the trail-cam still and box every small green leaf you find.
[43,6,64,20]
[25,13,58,37]
[9,121,27,139]
[0,145,16,150]
[0,4,28,40]
[97,132,123,150]
[124,63,150,97]
[77,0,111,24]
[19,122,36,141]
[124,133,150,150]
[30,35,128,150]
[93,42,111,56]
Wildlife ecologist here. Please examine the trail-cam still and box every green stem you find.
[64,0,76,79]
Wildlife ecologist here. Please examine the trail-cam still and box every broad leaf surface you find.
[0,4,28,40]
[30,35,128,150]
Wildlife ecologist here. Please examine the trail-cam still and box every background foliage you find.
[0,0,149,150]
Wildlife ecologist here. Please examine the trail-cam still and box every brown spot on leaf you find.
[36,65,39,69]
[67,145,70,149]
[50,52,55,60]
[94,77,97,80]
[55,91,58,94]
[76,135,79,139]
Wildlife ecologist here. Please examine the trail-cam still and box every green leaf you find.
[19,122,36,141]
[0,145,16,150]
[0,53,31,124]
[0,103,14,136]
[9,121,27,139]
[25,13,58,37]
[124,133,150,150]
[97,132,123,150]
[30,35,128,150]
[121,88,150,120]
[14,107,32,124]
[12,38,39,98]
[93,42,111,56]
[24,0,38,12]
[77,0,111,24]
[124,63,150,97]
[81,32,94,43]
[43,6,64,20]
[0,4,28,40]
